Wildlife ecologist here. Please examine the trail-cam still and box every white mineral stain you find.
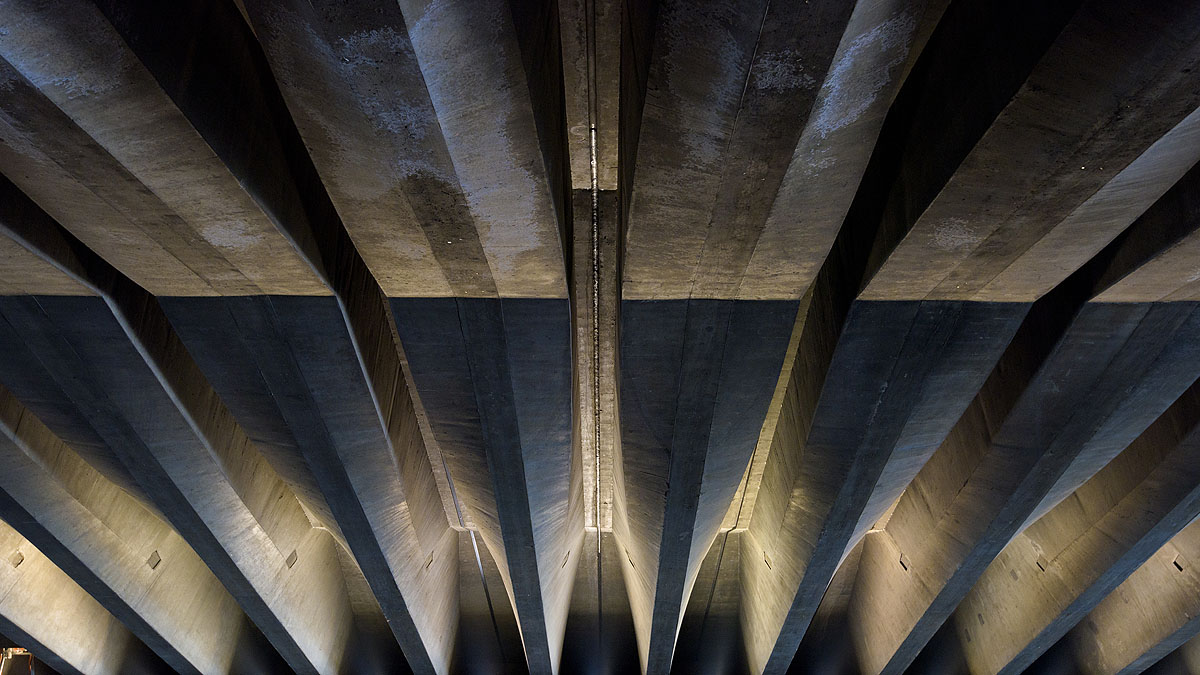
[203,222,264,251]
[755,50,816,92]
[812,11,917,139]
[931,218,983,252]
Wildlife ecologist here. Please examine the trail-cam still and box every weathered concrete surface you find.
[862,0,1200,302]
[238,0,572,299]
[29,0,466,669]
[611,4,955,668]
[0,0,328,296]
[392,0,570,300]
[621,0,948,301]
[559,0,619,191]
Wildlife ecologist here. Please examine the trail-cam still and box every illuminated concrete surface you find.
[1,1,1200,674]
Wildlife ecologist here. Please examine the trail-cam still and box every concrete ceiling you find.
[0,1,1199,674]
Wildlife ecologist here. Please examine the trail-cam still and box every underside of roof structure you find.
[1,1,1200,674]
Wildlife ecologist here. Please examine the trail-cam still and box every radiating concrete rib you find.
[0,0,327,296]
[229,0,580,667]
[1022,159,1200,526]
[234,0,492,298]
[58,0,466,668]
[0,189,355,674]
[953,377,1200,674]
[612,1,947,670]
[618,0,953,302]
[616,298,797,674]
[847,174,1200,675]
[396,0,568,299]
[622,0,855,300]
[392,297,583,674]
[159,294,456,675]
[0,518,166,675]
[862,0,1200,302]
[736,0,1059,661]
[744,1,1200,671]
[1068,518,1200,675]
[0,384,282,674]
[741,293,1026,675]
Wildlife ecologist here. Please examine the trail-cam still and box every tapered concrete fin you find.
[393,298,583,674]
[850,115,1200,675]
[0,180,357,674]
[613,0,949,671]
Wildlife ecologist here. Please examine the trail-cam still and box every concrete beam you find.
[847,161,1200,674]
[731,0,1200,670]
[560,0,619,191]
[622,0,854,300]
[392,297,583,674]
[621,0,949,301]
[159,295,456,675]
[616,296,797,674]
[861,1,1200,303]
[393,0,569,300]
[0,518,167,675]
[953,377,1200,673]
[23,0,468,669]
[611,1,956,670]
[735,3,1070,665]
[1068,518,1200,675]
[0,0,328,297]
[0,384,284,674]
[234,0,490,298]
[0,187,357,674]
